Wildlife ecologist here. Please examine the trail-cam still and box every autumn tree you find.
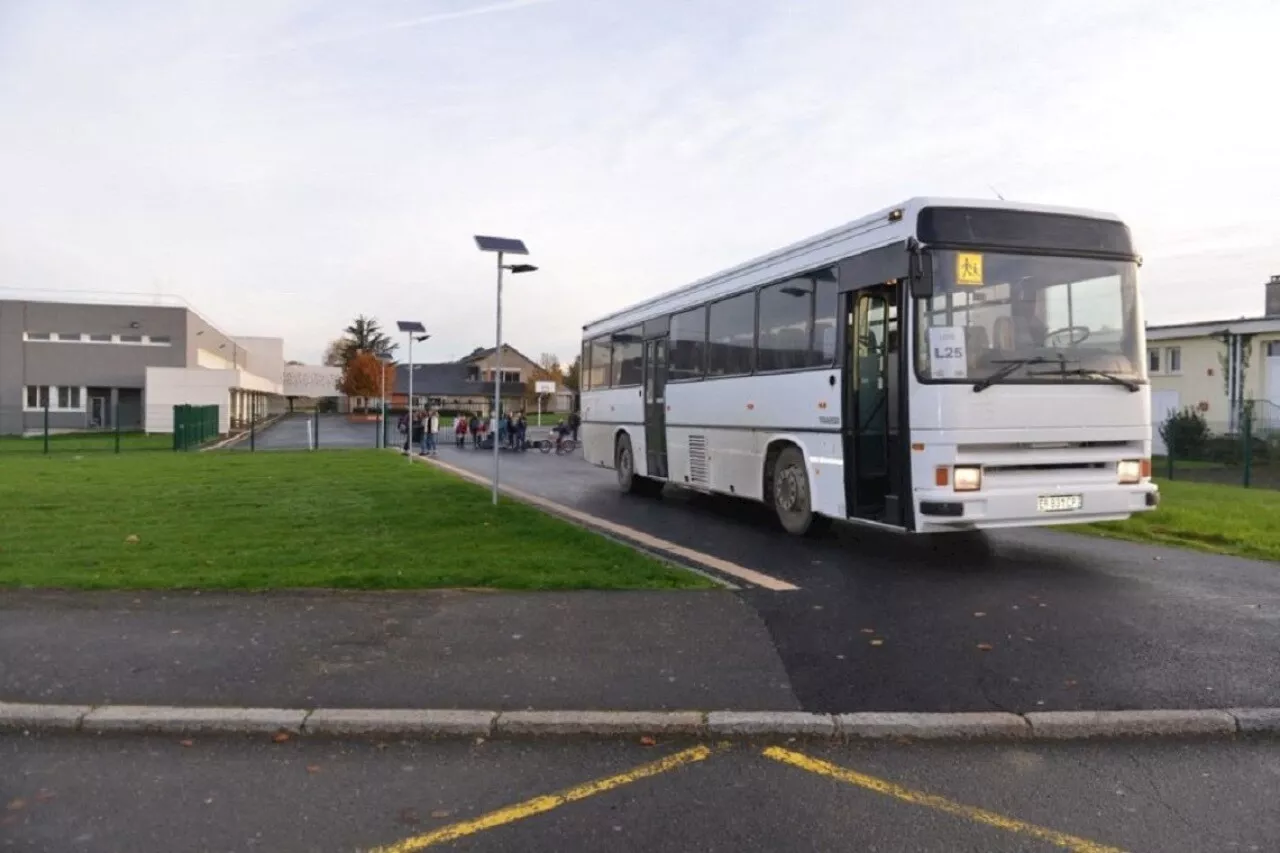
[563,354,581,391]
[339,351,395,410]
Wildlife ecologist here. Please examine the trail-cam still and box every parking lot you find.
[5,732,1276,852]
[428,443,1280,715]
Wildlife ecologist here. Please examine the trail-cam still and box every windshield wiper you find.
[973,355,1069,393]
[1027,367,1141,392]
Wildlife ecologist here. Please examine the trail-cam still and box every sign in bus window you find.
[927,327,968,379]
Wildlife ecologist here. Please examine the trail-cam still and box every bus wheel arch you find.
[615,430,662,496]
[764,440,829,536]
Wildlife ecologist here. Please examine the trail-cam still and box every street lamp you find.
[396,321,428,458]
[473,235,538,505]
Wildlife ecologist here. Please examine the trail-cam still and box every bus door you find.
[643,336,669,479]
[838,243,909,525]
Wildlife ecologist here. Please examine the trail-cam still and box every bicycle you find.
[538,436,578,455]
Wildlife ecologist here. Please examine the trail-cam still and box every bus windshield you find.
[914,251,1143,387]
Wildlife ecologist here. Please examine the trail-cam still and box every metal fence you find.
[0,402,226,454]
[1157,405,1280,489]
[172,404,220,451]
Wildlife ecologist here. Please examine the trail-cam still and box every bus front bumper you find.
[913,482,1159,532]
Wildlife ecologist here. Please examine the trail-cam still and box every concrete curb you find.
[3,703,1278,741]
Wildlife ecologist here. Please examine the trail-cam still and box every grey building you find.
[0,298,283,436]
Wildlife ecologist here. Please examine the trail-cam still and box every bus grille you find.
[689,435,709,485]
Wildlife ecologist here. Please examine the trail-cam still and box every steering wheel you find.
[1043,325,1090,347]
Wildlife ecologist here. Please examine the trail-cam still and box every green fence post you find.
[1242,411,1252,488]
[1166,443,1174,480]
[42,397,49,455]
[313,409,320,450]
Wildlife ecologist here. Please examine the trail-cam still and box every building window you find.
[148,335,172,345]
[610,326,644,387]
[23,385,84,411]
[88,333,112,342]
[813,275,838,363]
[24,332,51,341]
[668,306,707,381]
[707,292,756,377]
[55,333,83,342]
[119,334,143,343]
[1267,341,1280,357]
[1166,347,1181,374]
[1148,348,1160,373]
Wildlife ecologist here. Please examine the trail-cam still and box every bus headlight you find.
[1118,460,1143,484]
[953,466,982,492]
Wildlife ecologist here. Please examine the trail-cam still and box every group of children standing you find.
[399,409,546,455]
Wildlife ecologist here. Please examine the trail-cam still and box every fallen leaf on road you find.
[973,612,986,617]
[124,534,140,544]
[396,808,420,827]
[6,799,26,811]
[179,739,194,748]
[976,643,993,652]
[271,732,291,743]
[860,628,875,634]
[34,790,55,803]
[639,736,657,746]
[1064,679,1078,687]
[306,765,321,774]
[430,810,451,819]
[0,814,18,828]
[869,639,884,647]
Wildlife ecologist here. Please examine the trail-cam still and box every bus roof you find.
[581,196,1123,338]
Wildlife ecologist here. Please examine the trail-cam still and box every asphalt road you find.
[431,443,1280,715]
[4,733,1276,852]
[238,413,383,451]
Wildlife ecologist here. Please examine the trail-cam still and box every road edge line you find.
[4,704,1275,740]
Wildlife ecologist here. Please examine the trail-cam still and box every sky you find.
[1,0,1277,365]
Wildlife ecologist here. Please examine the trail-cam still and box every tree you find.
[539,353,561,374]
[285,359,304,366]
[339,351,394,409]
[322,339,346,367]
[563,354,581,392]
[524,361,564,409]
[336,316,397,366]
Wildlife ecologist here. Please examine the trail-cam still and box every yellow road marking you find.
[370,745,714,852]
[416,454,799,592]
[762,747,1128,853]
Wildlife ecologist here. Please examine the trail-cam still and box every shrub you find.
[1159,407,1210,459]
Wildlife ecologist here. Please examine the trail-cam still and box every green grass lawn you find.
[0,431,174,453]
[1080,480,1280,562]
[0,451,711,591]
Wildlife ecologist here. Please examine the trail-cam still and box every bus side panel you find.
[581,386,645,470]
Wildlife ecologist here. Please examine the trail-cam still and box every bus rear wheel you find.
[772,446,824,536]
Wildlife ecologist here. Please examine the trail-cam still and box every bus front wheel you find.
[772,446,823,536]
[616,435,661,496]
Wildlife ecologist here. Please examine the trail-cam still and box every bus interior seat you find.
[992,316,1015,350]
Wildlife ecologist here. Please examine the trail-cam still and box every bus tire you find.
[616,434,662,497]
[772,446,821,536]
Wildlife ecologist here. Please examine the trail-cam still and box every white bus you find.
[579,197,1159,535]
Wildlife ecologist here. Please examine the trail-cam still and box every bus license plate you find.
[1037,494,1082,513]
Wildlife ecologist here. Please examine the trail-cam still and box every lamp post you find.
[473,235,537,505]
[396,322,428,458]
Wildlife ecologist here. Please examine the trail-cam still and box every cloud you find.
[0,0,1276,364]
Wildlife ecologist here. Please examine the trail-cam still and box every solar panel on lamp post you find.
[473,236,537,505]
[396,321,427,459]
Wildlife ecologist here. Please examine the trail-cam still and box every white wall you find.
[284,364,341,398]
[235,336,285,387]
[145,367,234,433]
